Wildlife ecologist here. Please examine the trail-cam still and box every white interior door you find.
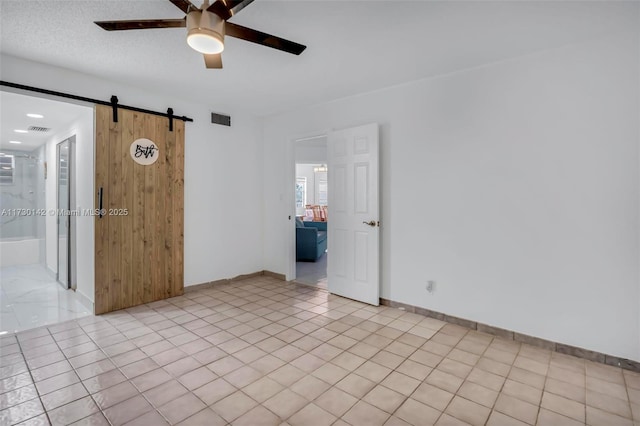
[327,123,380,305]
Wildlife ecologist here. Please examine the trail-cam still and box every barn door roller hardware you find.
[111,96,119,123]
[167,108,174,132]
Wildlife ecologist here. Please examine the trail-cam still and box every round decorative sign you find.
[130,138,159,165]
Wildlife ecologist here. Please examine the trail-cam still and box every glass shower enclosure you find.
[0,148,46,266]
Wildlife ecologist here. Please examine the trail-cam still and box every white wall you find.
[262,31,640,361]
[295,143,327,164]
[43,110,95,307]
[1,54,265,294]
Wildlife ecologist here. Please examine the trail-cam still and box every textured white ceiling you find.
[0,1,637,116]
[0,91,90,152]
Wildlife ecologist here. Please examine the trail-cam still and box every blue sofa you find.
[296,218,327,261]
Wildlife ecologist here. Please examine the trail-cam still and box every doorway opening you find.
[288,124,380,304]
[292,136,328,288]
[0,91,93,333]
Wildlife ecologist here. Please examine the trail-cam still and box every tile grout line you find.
[622,372,634,426]
[487,339,518,426]
[54,321,103,425]
[17,328,53,426]
[417,327,465,426]
[536,342,554,426]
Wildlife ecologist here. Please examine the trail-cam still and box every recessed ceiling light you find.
[14,129,28,133]
[26,113,44,118]
[9,141,22,144]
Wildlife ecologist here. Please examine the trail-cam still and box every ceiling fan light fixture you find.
[186,10,225,54]
[187,30,224,54]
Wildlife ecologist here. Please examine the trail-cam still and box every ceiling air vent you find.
[211,113,231,127]
[27,126,51,133]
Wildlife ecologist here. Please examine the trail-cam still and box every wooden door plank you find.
[132,112,146,306]
[164,117,175,300]
[174,120,185,296]
[120,109,134,310]
[154,116,168,300]
[142,113,155,304]
[94,106,110,315]
[108,111,123,312]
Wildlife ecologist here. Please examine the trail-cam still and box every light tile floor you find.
[1,275,639,425]
[296,253,327,289]
[0,265,91,334]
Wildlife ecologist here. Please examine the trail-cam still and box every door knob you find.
[362,220,377,227]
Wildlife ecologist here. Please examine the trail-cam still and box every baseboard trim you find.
[231,271,265,282]
[75,289,94,314]
[263,270,286,281]
[46,265,57,279]
[185,270,286,293]
[380,298,640,373]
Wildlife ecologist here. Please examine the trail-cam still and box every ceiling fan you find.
[94,0,306,69]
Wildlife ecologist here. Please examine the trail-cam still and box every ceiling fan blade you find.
[168,0,197,14]
[207,0,256,20]
[204,54,223,69]
[95,19,186,31]
[226,22,306,55]
[226,0,256,16]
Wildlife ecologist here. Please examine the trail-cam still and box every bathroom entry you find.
[0,91,92,333]
[56,136,76,290]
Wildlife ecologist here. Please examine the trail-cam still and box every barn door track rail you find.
[1,81,193,131]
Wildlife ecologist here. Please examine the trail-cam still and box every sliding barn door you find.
[95,105,184,315]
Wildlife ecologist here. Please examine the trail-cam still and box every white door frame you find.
[285,131,329,282]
